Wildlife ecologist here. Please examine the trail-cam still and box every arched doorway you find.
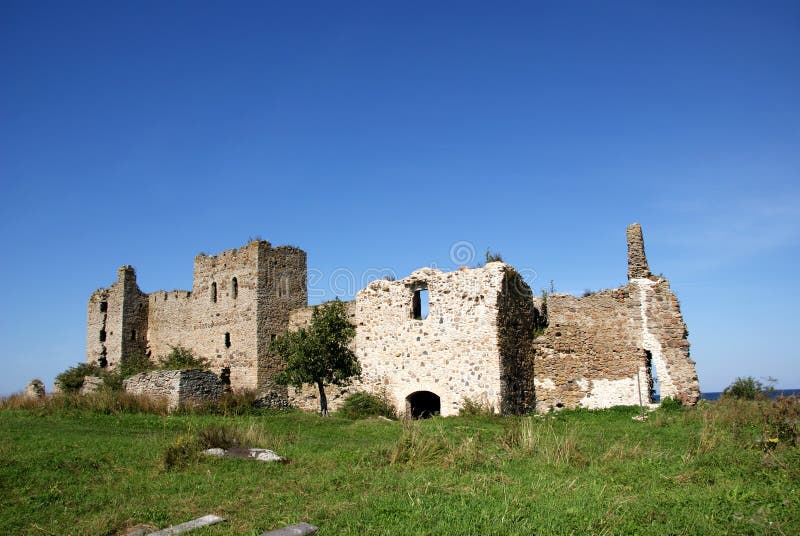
[406,391,441,419]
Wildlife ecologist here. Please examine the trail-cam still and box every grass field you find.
[1,397,798,535]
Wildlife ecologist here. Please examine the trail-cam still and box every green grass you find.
[0,399,798,535]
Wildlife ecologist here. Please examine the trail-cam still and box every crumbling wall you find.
[532,223,699,410]
[86,266,147,370]
[634,277,699,404]
[123,369,222,411]
[355,265,507,417]
[533,288,648,410]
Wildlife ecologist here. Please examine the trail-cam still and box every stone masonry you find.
[87,240,306,393]
[532,225,699,410]
[123,370,223,411]
[87,224,699,414]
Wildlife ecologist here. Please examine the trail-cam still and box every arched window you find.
[231,277,238,299]
[211,282,217,303]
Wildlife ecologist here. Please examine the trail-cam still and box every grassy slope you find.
[0,404,797,535]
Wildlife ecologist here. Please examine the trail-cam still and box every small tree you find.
[271,299,360,416]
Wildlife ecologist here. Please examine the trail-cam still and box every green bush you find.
[158,346,209,370]
[119,352,156,378]
[659,397,684,411]
[338,391,396,420]
[723,376,769,401]
[55,363,103,393]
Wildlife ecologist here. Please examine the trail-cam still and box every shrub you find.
[761,395,800,447]
[162,434,200,471]
[338,391,396,420]
[55,363,103,393]
[158,346,209,370]
[723,376,769,401]
[659,397,684,411]
[484,249,503,263]
[459,396,496,416]
[119,352,156,378]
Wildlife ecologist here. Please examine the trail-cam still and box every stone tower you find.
[86,241,307,394]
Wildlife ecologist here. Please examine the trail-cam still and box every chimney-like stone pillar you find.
[627,223,651,280]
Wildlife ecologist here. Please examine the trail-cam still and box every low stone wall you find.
[123,370,223,410]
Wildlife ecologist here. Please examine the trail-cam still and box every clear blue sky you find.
[1,1,798,395]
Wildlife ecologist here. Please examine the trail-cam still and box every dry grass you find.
[0,391,169,414]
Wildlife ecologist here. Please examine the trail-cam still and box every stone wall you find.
[122,369,223,411]
[354,265,510,417]
[256,246,307,393]
[533,288,649,410]
[531,223,699,410]
[189,242,263,391]
[86,223,699,415]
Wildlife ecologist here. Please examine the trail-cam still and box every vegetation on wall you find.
[158,345,210,371]
[56,346,209,394]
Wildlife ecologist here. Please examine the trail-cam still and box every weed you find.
[162,433,200,471]
[459,396,496,416]
[386,420,449,465]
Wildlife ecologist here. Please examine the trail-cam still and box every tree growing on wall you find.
[271,299,360,416]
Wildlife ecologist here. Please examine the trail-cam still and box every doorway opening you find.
[406,391,440,419]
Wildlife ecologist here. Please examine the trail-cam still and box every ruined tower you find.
[87,241,307,393]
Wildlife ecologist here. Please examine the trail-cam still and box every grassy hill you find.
[1,395,797,535]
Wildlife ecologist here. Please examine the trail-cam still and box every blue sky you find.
[1,1,798,395]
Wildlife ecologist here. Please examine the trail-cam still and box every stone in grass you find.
[202,447,285,462]
[259,521,319,536]
[146,514,225,535]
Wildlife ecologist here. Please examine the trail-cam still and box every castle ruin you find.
[86,224,699,415]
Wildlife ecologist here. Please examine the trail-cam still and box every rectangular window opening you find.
[412,287,429,320]
[99,301,108,313]
[225,332,231,348]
